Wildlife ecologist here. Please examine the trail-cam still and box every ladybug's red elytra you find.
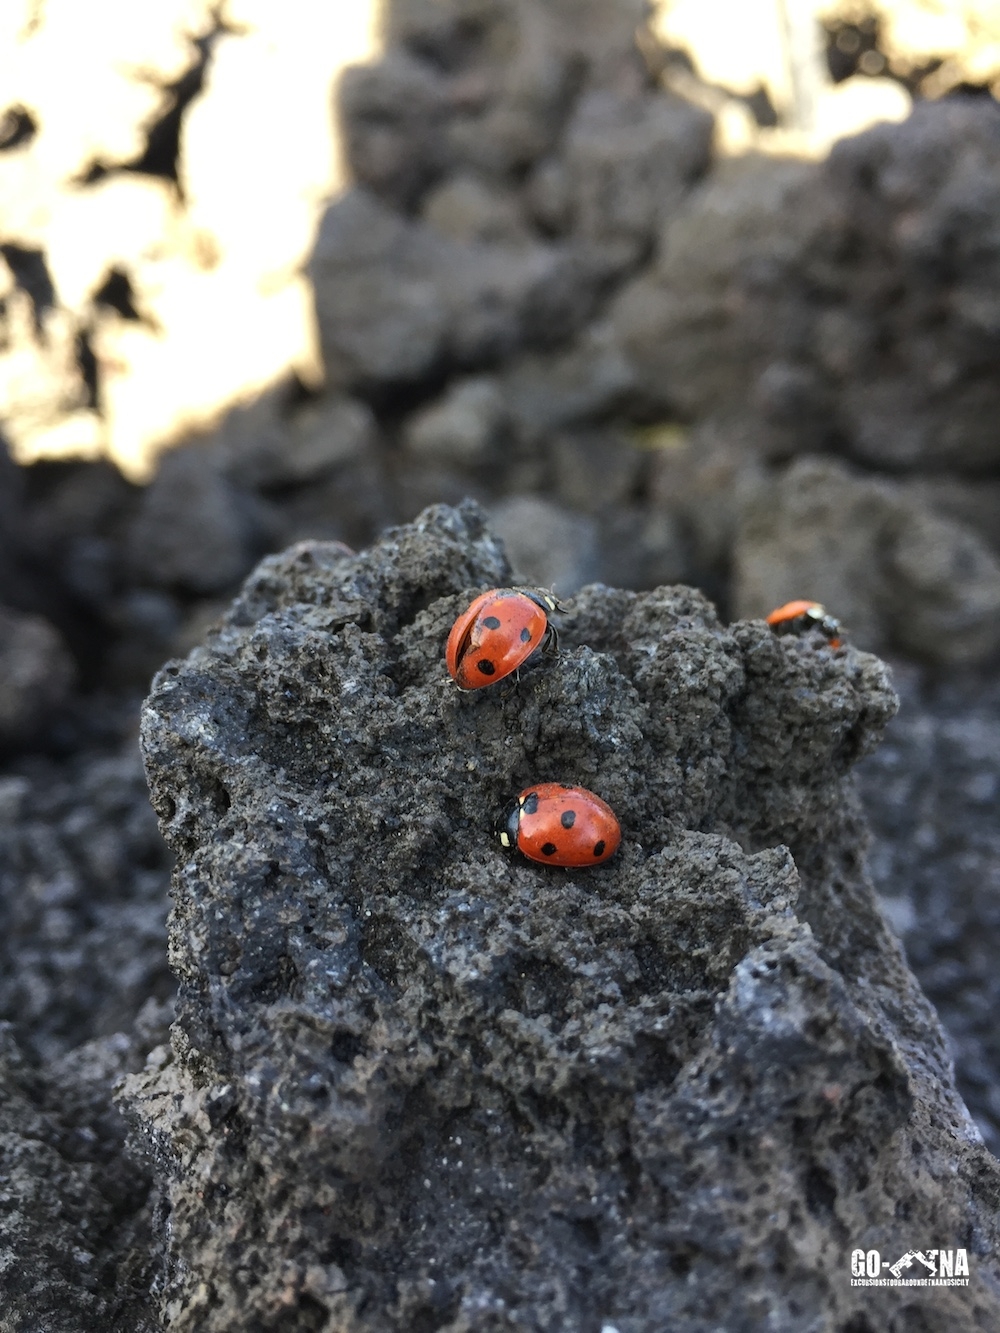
[498,783,621,867]
[765,599,842,648]
[446,587,564,691]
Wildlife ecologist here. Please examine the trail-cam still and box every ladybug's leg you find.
[541,623,560,656]
[498,671,522,701]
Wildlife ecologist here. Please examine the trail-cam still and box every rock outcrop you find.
[127,503,1000,1331]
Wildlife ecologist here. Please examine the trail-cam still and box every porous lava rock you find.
[0,743,174,1063]
[819,99,1000,475]
[0,1009,170,1333]
[859,666,1000,1157]
[129,502,1000,1331]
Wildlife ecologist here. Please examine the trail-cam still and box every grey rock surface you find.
[403,376,510,470]
[127,446,261,597]
[608,155,820,420]
[309,188,614,391]
[823,99,1000,474]
[0,1021,161,1333]
[128,502,1000,1331]
[488,493,600,593]
[0,696,173,1332]
[0,741,173,1063]
[0,605,75,751]
[339,49,450,210]
[422,174,531,246]
[859,666,1000,1156]
[498,322,638,445]
[316,0,712,400]
[235,396,380,490]
[550,426,645,515]
[378,0,651,187]
[609,98,1000,478]
[528,88,712,266]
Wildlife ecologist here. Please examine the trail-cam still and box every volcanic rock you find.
[309,189,614,392]
[859,666,1000,1157]
[127,502,1000,1331]
[0,604,75,751]
[0,741,173,1062]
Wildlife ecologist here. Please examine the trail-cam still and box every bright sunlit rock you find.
[0,0,383,479]
[0,1,994,478]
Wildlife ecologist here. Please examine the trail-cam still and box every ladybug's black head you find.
[804,604,843,641]
[495,797,521,851]
[516,587,570,617]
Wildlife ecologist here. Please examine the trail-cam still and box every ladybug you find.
[498,783,621,867]
[446,587,564,691]
[765,599,842,648]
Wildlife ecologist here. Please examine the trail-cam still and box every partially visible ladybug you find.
[765,599,842,648]
[498,783,621,867]
[446,587,565,691]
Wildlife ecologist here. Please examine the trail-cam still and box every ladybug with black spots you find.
[446,587,565,691]
[498,783,621,867]
[765,599,842,648]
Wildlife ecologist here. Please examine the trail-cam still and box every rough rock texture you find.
[0,714,174,1333]
[128,503,1000,1331]
[371,0,657,191]
[127,446,263,597]
[609,155,822,423]
[859,666,1000,1157]
[0,1007,170,1333]
[526,87,713,264]
[820,101,1000,474]
[0,682,177,1329]
[594,100,1000,659]
[0,742,174,1063]
[2,7,1000,1328]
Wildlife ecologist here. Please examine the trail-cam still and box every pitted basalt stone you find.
[128,502,1000,1332]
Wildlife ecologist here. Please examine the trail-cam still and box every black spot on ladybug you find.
[541,843,557,856]
[484,616,501,630]
[477,659,496,676]
[593,840,606,857]
[561,809,576,828]
[523,793,539,815]
[520,627,532,642]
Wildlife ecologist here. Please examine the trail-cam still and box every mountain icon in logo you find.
[889,1251,937,1279]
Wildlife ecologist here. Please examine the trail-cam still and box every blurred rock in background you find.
[0,0,381,477]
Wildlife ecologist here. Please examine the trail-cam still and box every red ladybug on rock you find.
[446,588,565,691]
[498,783,621,867]
[765,599,843,648]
